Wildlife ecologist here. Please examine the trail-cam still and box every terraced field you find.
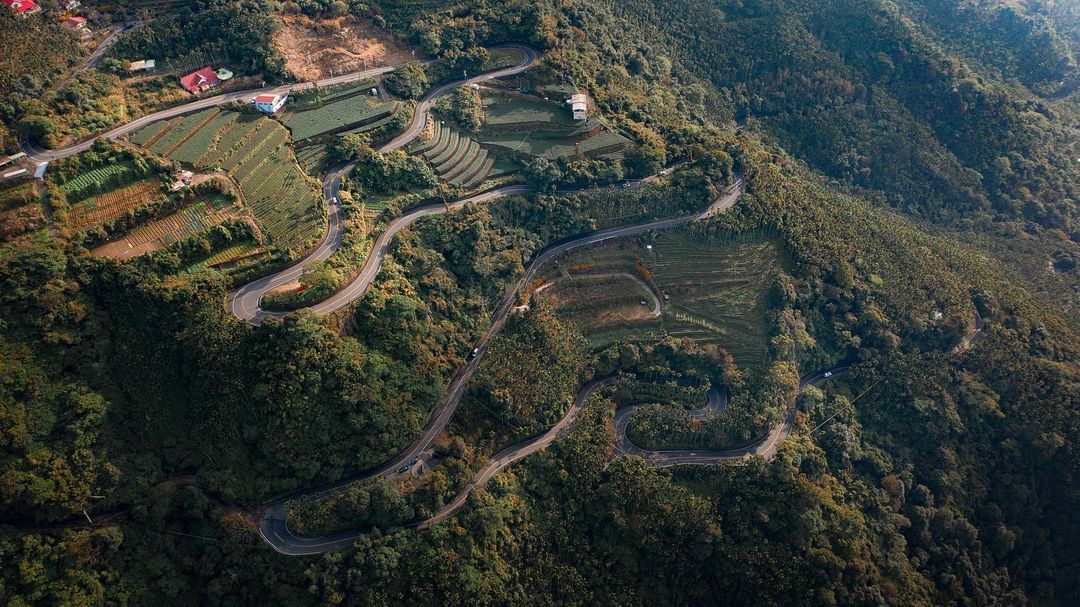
[477,93,634,160]
[410,121,493,190]
[128,112,323,249]
[68,178,164,231]
[59,162,145,201]
[281,96,396,141]
[480,130,633,160]
[544,230,782,368]
[540,274,665,349]
[90,197,239,259]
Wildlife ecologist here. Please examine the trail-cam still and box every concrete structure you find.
[253,93,286,114]
[128,59,156,72]
[180,66,220,94]
[568,93,588,120]
[215,68,234,81]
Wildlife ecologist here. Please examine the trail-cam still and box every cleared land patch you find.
[539,274,664,348]
[129,111,323,250]
[272,15,414,81]
[477,92,634,160]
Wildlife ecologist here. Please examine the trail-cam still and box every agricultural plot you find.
[483,95,576,127]
[68,178,163,231]
[59,163,143,201]
[480,130,632,160]
[477,93,634,160]
[168,111,239,165]
[148,109,220,156]
[410,121,493,190]
[129,111,323,250]
[546,231,782,368]
[539,275,664,349]
[90,197,237,259]
[295,144,329,175]
[283,96,396,141]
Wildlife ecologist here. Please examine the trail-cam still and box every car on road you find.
[823,371,833,378]
[622,181,632,188]
[410,456,420,465]
[398,465,410,474]
[467,348,480,361]
[659,169,669,176]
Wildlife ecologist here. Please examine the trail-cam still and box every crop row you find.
[117,201,233,248]
[199,117,266,168]
[148,109,220,157]
[295,145,328,175]
[415,120,450,155]
[286,96,394,141]
[168,112,239,165]
[238,145,322,247]
[60,163,141,201]
[129,120,173,146]
[69,178,162,230]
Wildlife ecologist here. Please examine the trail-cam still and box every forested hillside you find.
[1,0,1077,605]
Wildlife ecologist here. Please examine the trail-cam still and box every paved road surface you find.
[613,368,846,466]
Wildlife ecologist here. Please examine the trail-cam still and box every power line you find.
[809,378,882,434]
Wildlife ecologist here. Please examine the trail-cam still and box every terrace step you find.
[432,134,470,174]
[444,142,483,183]
[426,128,460,165]
[459,154,494,190]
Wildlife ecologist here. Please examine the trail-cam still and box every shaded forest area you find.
[1,0,1077,605]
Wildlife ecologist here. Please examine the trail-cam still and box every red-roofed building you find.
[179,66,221,94]
[6,0,41,16]
[252,93,286,114]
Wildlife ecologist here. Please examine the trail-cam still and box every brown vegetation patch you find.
[68,178,163,231]
[272,15,414,81]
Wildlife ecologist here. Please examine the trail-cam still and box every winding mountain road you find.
[227,45,539,323]
[257,178,751,555]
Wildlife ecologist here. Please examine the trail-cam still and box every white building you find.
[569,93,588,120]
[253,93,286,114]
[128,59,156,72]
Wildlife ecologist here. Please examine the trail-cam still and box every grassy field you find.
[129,111,324,250]
[539,274,664,349]
[544,230,782,368]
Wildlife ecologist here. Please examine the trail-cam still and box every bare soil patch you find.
[273,15,415,81]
